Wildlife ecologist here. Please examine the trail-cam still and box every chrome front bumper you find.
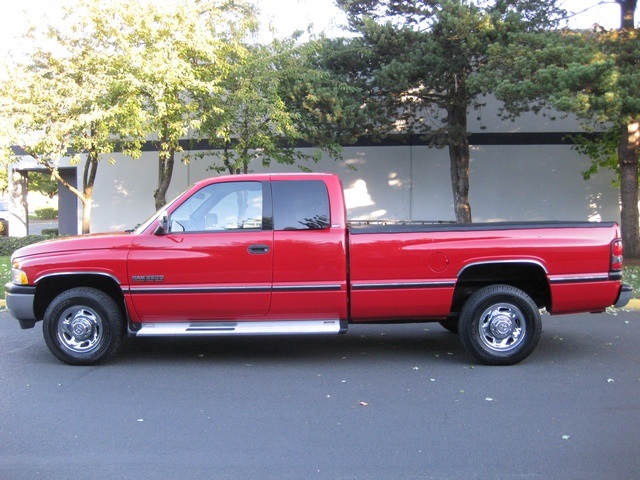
[5,283,37,329]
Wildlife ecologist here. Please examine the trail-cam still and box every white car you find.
[0,201,9,221]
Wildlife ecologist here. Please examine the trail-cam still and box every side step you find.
[133,319,345,337]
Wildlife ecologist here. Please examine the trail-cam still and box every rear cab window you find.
[272,180,330,231]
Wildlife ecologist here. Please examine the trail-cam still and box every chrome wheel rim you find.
[57,306,104,354]
[478,303,526,353]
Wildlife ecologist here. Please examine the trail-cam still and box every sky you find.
[0,0,631,57]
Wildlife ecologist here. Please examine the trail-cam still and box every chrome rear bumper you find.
[614,284,633,308]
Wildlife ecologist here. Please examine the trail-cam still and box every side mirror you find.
[154,212,169,235]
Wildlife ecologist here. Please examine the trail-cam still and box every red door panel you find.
[128,231,273,321]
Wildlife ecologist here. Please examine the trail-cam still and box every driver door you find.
[128,180,273,322]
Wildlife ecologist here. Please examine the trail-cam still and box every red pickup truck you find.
[5,173,632,365]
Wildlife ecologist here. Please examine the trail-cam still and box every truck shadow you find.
[118,323,472,365]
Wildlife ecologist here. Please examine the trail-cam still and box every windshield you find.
[132,190,189,234]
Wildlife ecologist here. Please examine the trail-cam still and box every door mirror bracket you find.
[154,212,169,235]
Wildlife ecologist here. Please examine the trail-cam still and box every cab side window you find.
[170,182,263,232]
[272,180,330,231]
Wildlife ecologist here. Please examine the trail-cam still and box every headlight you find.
[11,263,28,285]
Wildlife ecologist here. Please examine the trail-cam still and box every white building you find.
[8,102,619,235]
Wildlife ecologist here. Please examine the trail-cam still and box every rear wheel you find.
[43,287,124,365]
[459,285,541,365]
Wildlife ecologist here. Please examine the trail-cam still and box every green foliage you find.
[28,171,58,199]
[1,0,368,220]
[0,0,152,232]
[34,208,58,220]
[0,235,57,256]
[0,256,9,287]
[195,34,366,175]
[624,264,640,299]
[485,1,640,257]
[287,37,373,145]
[487,26,640,126]
[571,128,621,181]
[111,0,261,205]
[332,0,567,223]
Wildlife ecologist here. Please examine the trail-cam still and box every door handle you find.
[248,244,270,255]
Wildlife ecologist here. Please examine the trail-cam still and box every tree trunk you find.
[447,86,472,223]
[617,0,637,28]
[618,121,640,258]
[616,0,639,258]
[81,146,99,234]
[81,196,92,234]
[25,148,95,234]
[155,145,175,210]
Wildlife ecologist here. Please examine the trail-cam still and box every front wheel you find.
[459,285,541,365]
[43,287,124,365]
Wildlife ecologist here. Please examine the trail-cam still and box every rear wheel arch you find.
[451,261,550,315]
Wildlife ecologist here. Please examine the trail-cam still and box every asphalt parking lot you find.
[1,309,639,480]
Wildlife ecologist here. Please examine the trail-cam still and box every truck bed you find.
[347,219,623,321]
[348,220,618,234]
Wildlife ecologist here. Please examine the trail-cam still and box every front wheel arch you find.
[459,284,541,365]
[34,273,126,321]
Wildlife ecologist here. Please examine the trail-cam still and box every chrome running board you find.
[133,319,344,337]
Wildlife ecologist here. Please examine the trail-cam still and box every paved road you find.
[1,310,639,480]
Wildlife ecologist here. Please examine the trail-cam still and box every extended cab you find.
[5,173,632,365]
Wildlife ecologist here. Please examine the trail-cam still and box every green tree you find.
[196,34,365,176]
[0,115,12,195]
[281,36,372,151]
[28,172,59,199]
[0,0,144,233]
[335,0,566,223]
[114,0,260,208]
[487,1,639,257]
[198,39,310,175]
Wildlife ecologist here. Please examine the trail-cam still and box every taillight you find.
[611,239,623,271]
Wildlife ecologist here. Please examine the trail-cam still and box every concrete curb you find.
[624,298,640,311]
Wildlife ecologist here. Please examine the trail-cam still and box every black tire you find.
[439,318,459,334]
[459,284,541,365]
[43,287,124,365]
